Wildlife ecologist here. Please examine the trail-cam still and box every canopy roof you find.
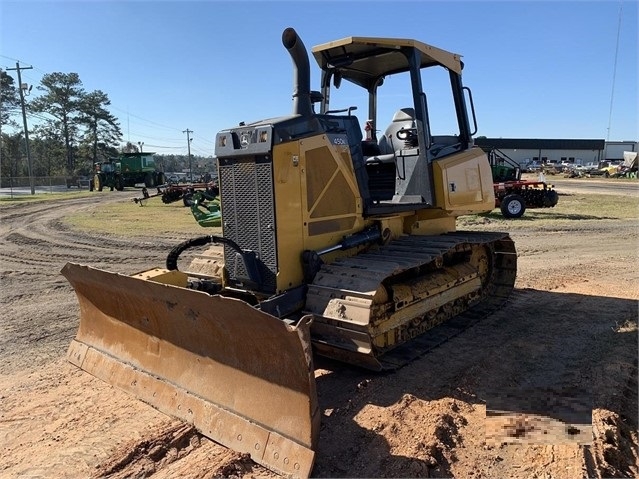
[311,36,462,89]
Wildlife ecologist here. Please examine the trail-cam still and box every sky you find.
[1,0,637,157]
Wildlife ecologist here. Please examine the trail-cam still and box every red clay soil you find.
[1,187,637,478]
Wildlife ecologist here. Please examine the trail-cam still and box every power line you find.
[144,144,185,149]
[606,1,623,142]
[26,112,52,122]
[110,105,182,132]
[3,57,216,154]
[0,54,22,63]
[126,131,185,142]
[192,133,216,146]
[3,56,185,136]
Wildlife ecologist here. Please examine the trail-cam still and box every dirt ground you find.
[1,179,637,478]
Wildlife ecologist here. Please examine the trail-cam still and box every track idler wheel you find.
[469,244,493,287]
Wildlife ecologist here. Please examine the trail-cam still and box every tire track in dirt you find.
[2,202,169,272]
[0,195,192,375]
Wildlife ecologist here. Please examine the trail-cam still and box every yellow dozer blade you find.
[62,263,319,478]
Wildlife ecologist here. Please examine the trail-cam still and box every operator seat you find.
[377,108,415,155]
[365,108,415,202]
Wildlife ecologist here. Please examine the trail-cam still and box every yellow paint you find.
[273,136,370,292]
[432,147,495,214]
[131,268,189,287]
[271,138,495,293]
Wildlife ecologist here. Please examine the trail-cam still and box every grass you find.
[67,190,636,237]
[63,197,215,237]
[4,186,636,237]
[458,192,639,231]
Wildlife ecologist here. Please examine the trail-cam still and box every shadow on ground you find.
[312,288,638,477]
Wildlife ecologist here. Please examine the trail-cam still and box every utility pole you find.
[7,62,34,194]
[183,128,193,182]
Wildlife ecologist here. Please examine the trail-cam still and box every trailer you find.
[485,147,559,218]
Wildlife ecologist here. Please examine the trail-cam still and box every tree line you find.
[1,69,212,181]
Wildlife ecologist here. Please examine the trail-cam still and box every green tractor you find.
[91,152,166,191]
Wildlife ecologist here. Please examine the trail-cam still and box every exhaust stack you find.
[282,27,312,118]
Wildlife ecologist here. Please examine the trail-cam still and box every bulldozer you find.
[62,28,516,478]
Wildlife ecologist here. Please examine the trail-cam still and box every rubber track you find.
[306,231,517,370]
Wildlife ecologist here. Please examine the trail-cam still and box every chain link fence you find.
[0,176,92,196]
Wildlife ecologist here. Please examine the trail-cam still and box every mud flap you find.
[62,263,319,478]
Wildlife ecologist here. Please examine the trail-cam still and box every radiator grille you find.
[219,158,277,292]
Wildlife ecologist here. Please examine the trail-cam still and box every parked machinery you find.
[487,148,559,218]
[91,152,165,191]
[63,28,516,477]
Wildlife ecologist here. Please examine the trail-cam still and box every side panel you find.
[299,134,364,239]
[272,134,370,292]
[432,147,495,214]
[272,142,305,291]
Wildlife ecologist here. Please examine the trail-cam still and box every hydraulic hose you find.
[166,235,214,271]
[166,235,262,287]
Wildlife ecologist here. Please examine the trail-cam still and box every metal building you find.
[474,138,606,167]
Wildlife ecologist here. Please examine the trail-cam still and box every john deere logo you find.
[240,133,250,148]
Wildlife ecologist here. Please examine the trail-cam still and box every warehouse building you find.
[604,141,639,161]
[474,138,606,167]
